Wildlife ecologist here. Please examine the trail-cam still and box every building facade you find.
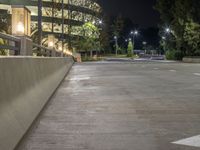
[0,0,101,52]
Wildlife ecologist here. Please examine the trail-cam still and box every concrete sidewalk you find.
[17,62,200,150]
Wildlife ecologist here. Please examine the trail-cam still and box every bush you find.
[165,50,176,60]
[82,56,103,62]
[194,50,200,56]
[127,41,133,57]
[127,53,133,57]
[174,51,185,60]
[165,50,185,60]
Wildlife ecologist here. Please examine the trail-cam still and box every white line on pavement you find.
[193,73,200,76]
[172,135,200,147]
[169,70,177,72]
[69,77,91,81]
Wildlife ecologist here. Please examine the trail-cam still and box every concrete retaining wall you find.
[0,57,74,150]
[183,57,200,63]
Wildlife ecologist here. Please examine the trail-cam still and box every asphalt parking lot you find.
[17,61,200,150]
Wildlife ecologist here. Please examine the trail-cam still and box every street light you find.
[134,30,138,35]
[130,30,138,36]
[161,36,167,52]
[165,28,171,34]
[142,41,147,54]
[130,30,139,54]
[99,20,103,24]
[114,36,118,56]
[130,31,134,35]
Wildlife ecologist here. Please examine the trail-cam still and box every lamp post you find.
[12,6,31,36]
[114,36,118,56]
[162,36,167,52]
[48,34,55,56]
[48,34,55,48]
[142,41,147,55]
[130,30,138,54]
[11,5,32,56]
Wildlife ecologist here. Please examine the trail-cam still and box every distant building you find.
[0,0,101,51]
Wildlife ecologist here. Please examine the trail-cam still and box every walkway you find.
[17,61,200,150]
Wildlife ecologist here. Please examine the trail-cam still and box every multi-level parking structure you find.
[0,0,102,51]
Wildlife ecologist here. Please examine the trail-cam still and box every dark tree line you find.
[155,0,200,59]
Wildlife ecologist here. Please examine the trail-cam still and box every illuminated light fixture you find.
[130,31,134,35]
[49,41,54,47]
[16,22,24,34]
[58,46,62,51]
[11,5,31,36]
[142,41,147,45]
[130,30,138,35]
[48,34,55,48]
[165,28,171,33]
[134,30,138,35]
[63,49,72,56]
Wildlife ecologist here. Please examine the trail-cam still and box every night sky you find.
[97,0,160,28]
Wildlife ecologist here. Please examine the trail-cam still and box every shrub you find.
[165,50,185,60]
[165,50,176,60]
[127,41,133,57]
[174,51,185,60]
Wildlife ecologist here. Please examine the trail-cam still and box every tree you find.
[110,15,124,53]
[127,40,133,57]
[184,20,200,56]
[75,22,100,58]
[99,15,111,54]
[111,14,124,37]
[155,0,200,57]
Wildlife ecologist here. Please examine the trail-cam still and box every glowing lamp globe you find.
[12,5,31,36]
[48,34,55,49]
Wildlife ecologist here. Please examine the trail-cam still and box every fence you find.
[0,32,64,57]
[0,32,21,55]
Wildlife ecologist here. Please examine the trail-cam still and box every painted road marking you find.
[169,70,177,72]
[69,77,91,81]
[153,68,159,70]
[172,135,200,147]
[193,73,200,76]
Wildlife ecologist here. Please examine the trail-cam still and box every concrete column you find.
[19,36,33,56]
[9,41,15,55]
[51,49,56,57]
